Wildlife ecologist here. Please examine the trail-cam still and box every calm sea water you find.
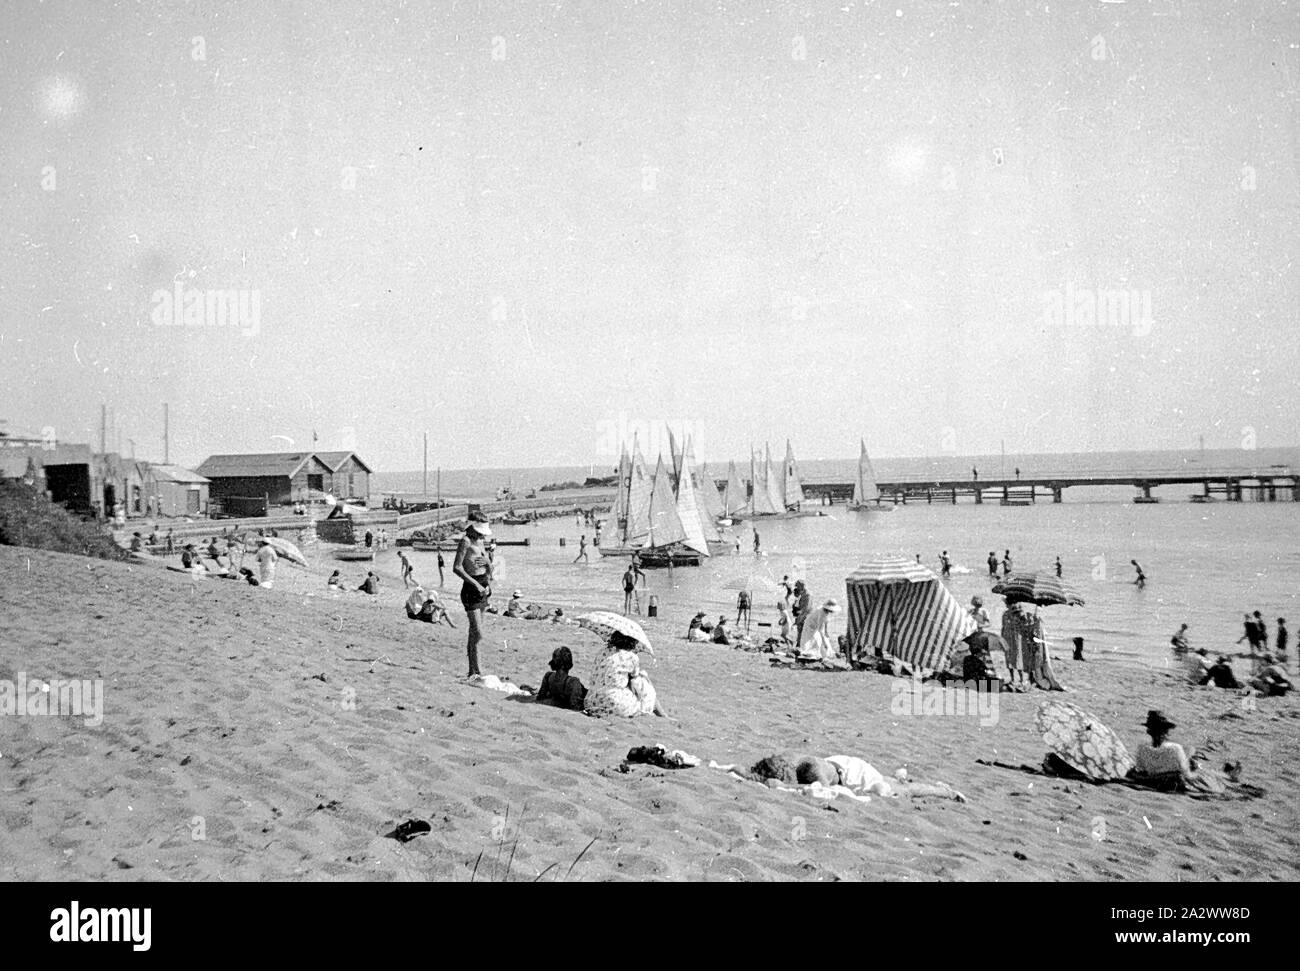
[383,448,1299,671]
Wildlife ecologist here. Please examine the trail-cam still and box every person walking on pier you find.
[972,467,978,481]
[987,551,998,577]
[1014,467,1021,480]
[1001,550,1013,576]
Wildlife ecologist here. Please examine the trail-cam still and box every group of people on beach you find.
[1172,616,1292,696]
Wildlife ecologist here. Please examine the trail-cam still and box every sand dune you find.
[1,545,1296,881]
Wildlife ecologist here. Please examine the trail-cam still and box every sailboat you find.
[720,459,747,520]
[849,438,886,510]
[641,454,708,567]
[598,443,709,567]
[695,450,731,528]
[677,440,729,554]
[598,438,653,557]
[743,446,782,518]
[782,440,805,511]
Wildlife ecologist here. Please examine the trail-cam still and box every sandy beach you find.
[2,543,1296,882]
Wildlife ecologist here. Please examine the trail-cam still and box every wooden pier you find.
[800,467,1299,506]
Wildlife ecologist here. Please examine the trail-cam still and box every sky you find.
[1,0,1297,471]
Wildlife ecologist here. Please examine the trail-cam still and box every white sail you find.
[611,444,631,531]
[646,454,689,549]
[721,460,747,516]
[673,449,713,553]
[667,425,683,488]
[750,447,781,515]
[852,438,878,507]
[686,437,725,523]
[677,444,719,546]
[624,441,653,545]
[783,440,805,509]
[696,458,726,522]
[763,443,785,513]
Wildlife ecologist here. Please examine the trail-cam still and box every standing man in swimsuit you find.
[622,564,638,615]
[454,517,494,680]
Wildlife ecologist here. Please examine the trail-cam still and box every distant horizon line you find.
[374,443,1299,477]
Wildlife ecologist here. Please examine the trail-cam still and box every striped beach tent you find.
[845,558,977,672]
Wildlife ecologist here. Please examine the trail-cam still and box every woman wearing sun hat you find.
[796,598,842,662]
[1130,709,1225,794]
[453,515,494,679]
[584,629,664,717]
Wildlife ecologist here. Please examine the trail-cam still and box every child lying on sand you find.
[711,753,966,803]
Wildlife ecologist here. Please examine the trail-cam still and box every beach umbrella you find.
[991,571,1084,607]
[259,536,308,566]
[1035,700,1135,781]
[574,611,654,654]
[846,555,937,585]
[845,562,975,672]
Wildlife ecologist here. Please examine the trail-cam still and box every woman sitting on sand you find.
[1250,655,1292,696]
[584,631,665,718]
[1128,710,1225,794]
[536,646,587,711]
[503,590,525,618]
[405,586,456,627]
[1199,656,1241,689]
[687,612,710,642]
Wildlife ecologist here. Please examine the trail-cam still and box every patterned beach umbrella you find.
[575,611,653,654]
[845,555,937,585]
[845,563,976,672]
[1035,700,1135,781]
[991,571,1084,607]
